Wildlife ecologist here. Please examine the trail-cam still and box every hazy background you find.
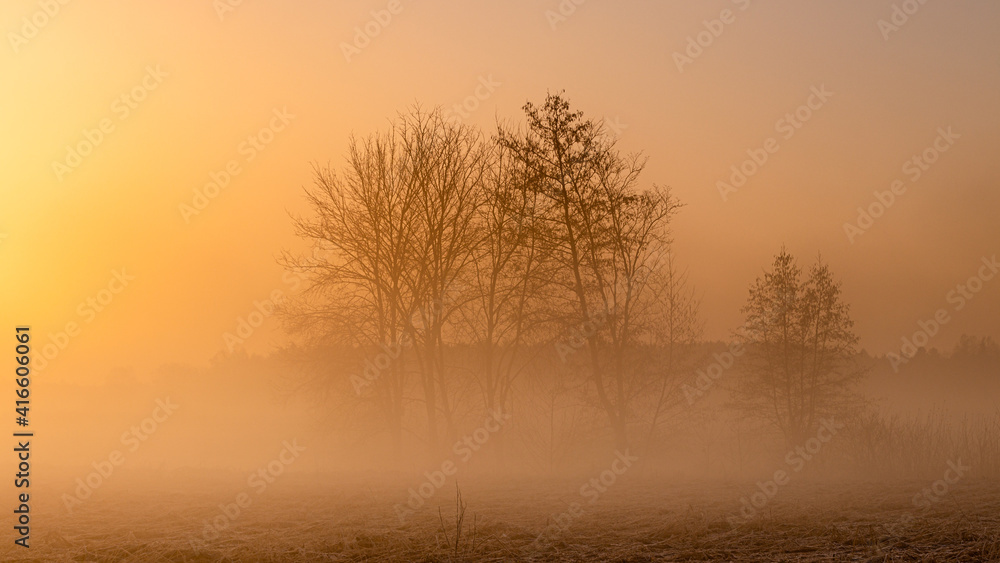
[2,0,998,385]
[1,6,999,562]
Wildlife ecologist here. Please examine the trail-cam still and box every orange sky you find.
[2,0,998,383]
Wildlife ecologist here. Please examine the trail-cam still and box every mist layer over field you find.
[10,352,998,562]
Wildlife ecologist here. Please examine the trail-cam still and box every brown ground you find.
[5,475,999,562]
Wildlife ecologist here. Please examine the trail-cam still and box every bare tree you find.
[282,108,489,460]
[402,109,488,455]
[281,121,425,460]
[455,137,555,465]
[500,93,680,451]
[282,96,696,464]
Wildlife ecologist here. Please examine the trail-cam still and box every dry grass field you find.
[7,474,999,562]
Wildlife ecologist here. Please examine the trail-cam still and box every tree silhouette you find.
[734,249,864,446]
[500,93,681,450]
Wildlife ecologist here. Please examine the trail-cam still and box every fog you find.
[5,1,1000,559]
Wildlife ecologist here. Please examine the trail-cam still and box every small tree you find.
[734,249,864,446]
